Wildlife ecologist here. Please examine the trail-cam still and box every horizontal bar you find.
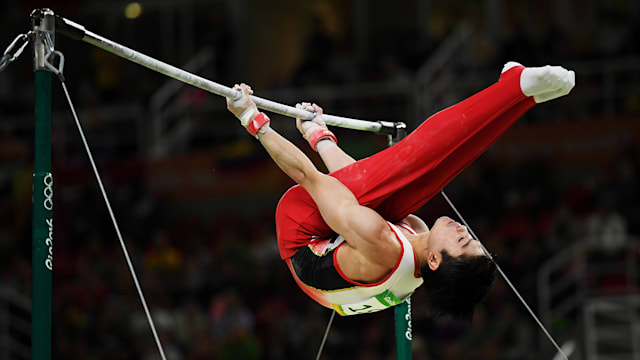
[55,14,397,135]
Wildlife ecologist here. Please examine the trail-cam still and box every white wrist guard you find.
[239,107,259,127]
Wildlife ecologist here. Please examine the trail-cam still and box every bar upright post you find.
[31,8,55,360]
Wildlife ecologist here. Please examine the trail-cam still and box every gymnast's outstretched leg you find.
[274,63,575,258]
[329,63,574,217]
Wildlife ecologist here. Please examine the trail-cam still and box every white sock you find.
[520,65,574,97]
[501,61,575,103]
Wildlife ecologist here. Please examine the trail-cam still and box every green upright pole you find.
[394,296,412,359]
[32,68,52,360]
[31,8,55,360]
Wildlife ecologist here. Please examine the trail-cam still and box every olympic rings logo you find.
[43,173,53,211]
[41,173,53,271]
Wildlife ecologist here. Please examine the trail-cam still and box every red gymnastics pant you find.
[276,66,536,260]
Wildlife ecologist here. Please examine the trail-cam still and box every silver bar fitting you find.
[31,8,56,71]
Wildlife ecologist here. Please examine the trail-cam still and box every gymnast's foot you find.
[502,61,575,103]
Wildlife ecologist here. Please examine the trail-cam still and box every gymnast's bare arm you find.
[316,139,356,173]
[260,128,401,279]
[227,84,401,282]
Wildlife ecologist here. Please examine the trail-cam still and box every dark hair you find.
[421,251,497,322]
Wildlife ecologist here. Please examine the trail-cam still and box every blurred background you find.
[1,0,639,359]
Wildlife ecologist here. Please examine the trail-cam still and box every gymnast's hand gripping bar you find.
[54,14,405,137]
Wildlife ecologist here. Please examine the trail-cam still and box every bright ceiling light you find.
[124,2,143,19]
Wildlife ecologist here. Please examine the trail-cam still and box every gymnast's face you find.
[425,216,485,270]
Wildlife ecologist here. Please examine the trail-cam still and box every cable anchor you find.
[42,33,65,81]
[44,51,65,81]
[0,31,33,72]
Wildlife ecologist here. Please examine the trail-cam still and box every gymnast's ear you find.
[427,250,440,271]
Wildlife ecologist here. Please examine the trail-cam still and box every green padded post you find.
[32,68,52,360]
[31,8,56,359]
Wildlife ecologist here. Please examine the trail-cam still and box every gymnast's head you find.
[418,216,497,322]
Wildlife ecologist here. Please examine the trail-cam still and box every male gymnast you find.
[226,62,575,319]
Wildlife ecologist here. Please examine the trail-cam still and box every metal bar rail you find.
[54,14,406,139]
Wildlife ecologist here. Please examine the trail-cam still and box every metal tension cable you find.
[440,190,569,360]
